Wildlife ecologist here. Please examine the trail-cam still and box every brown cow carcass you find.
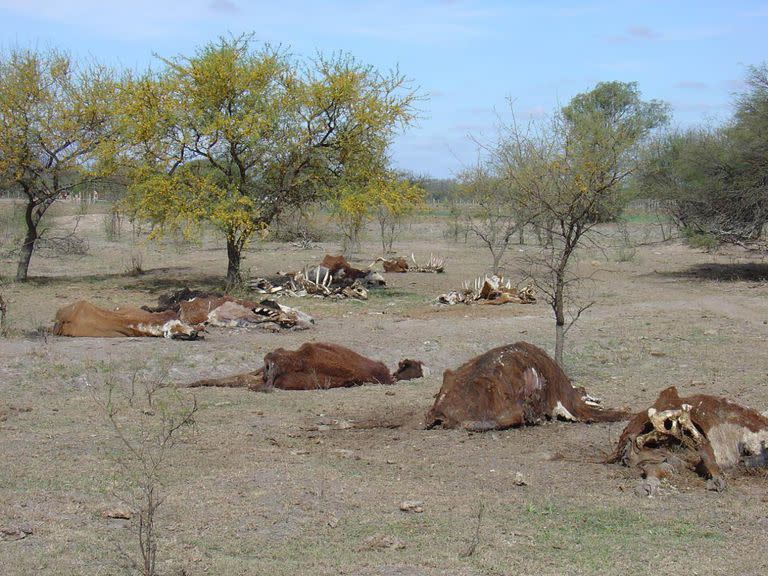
[426,342,628,431]
[248,256,384,299]
[53,300,200,339]
[178,296,314,331]
[187,342,424,391]
[437,275,536,306]
[374,254,445,273]
[376,256,409,273]
[320,255,385,286]
[609,386,768,491]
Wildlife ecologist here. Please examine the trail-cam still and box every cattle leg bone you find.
[636,404,702,450]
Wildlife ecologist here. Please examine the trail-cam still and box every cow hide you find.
[375,254,445,274]
[179,296,314,331]
[426,342,628,431]
[609,386,768,491]
[53,300,201,339]
[320,255,385,286]
[377,257,409,273]
[392,359,426,381]
[186,342,424,391]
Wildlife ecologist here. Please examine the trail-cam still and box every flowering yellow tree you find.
[0,48,118,280]
[330,171,424,254]
[372,174,425,253]
[120,35,418,283]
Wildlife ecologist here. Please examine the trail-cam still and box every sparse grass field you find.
[1,199,768,575]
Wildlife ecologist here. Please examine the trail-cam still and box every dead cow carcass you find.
[426,342,627,431]
[187,342,424,391]
[375,256,409,273]
[437,276,535,305]
[142,288,314,332]
[289,268,370,300]
[609,386,768,491]
[53,300,201,340]
[374,254,445,274]
[320,255,385,286]
[178,296,314,331]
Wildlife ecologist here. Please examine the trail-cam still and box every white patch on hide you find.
[522,367,542,391]
[162,320,192,338]
[707,423,768,468]
[131,323,165,337]
[277,303,315,330]
[552,401,576,421]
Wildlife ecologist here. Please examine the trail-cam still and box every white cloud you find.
[209,0,239,14]
[675,80,708,91]
[0,0,203,39]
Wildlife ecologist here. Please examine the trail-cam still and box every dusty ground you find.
[1,204,768,575]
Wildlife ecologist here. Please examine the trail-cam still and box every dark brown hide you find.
[177,297,313,330]
[426,342,628,431]
[319,255,385,287]
[321,255,367,280]
[382,257,409,273]
[185,343,423,391]
[392,359,424,381]
[178,296,261,324]
[53,301,200,339]
[264,343,393,390]
[610,386,768,487]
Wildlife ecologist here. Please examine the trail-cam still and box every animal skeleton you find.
[437,275,536,305]
[410,253,445,273]
[247,267,369,300]
[372,254,445,273]
[294,266,334,296]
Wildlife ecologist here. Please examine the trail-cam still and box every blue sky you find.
[1,0,766,178]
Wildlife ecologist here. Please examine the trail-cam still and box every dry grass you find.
[1,204,768,575]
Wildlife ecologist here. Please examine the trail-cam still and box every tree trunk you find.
[16,203,39,282]
[553,274,566,366]
[380,223,387,255]
[492,250,503,275]
[226,236,242,286]
[0,293,7,336]
[343,217,363,255]
[554,322,565,367]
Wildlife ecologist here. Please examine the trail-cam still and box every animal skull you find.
[636,404,703,449]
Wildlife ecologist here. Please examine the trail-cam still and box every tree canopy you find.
[496,81,669,364]
[639,64,768,244]
[457,163,524,273]
[120,35,419,282]
[0,47,117,280]
[330,170,424,254]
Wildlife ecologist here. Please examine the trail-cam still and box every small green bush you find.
[683,227,719,250]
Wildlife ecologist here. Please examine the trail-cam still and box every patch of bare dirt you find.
[1,219,768,575]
